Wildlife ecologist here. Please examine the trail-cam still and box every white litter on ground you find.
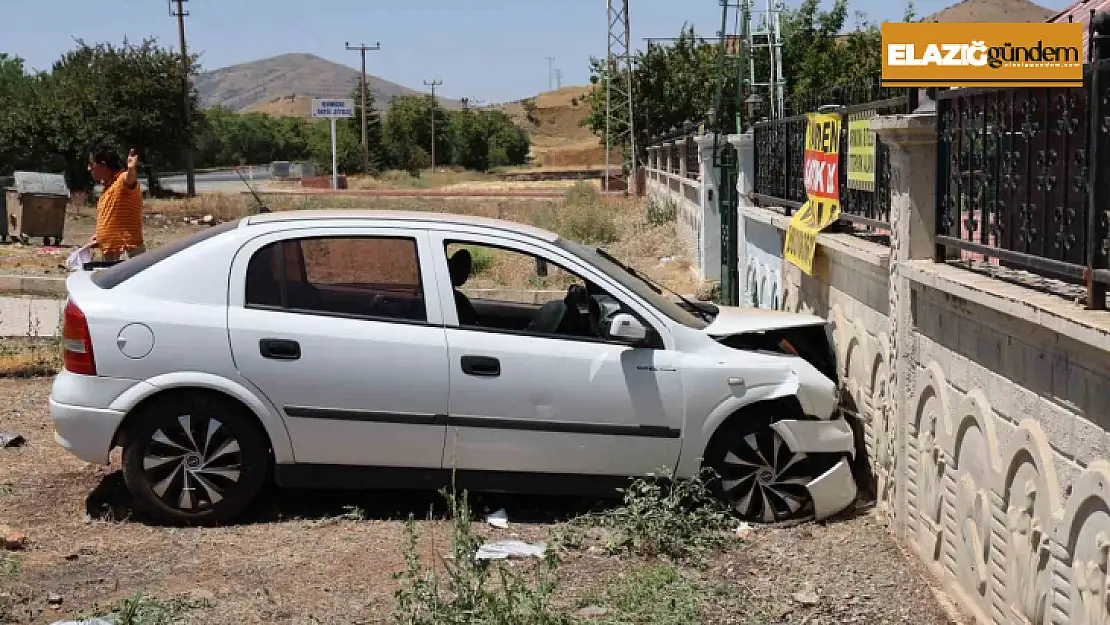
[474,540,546,560]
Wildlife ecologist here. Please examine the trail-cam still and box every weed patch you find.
[646,196,678,227]
[77,591,209,625]
[0,337,61,378]
[2,554,19,579]
[561,469,735,563]
[392,484,568,625]
[578,562,703,625]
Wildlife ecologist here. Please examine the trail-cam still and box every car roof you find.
[244,209,561,243]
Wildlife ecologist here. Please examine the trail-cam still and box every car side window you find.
[444,240,641,342]
[245,236,427,323]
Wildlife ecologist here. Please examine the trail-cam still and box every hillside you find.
[498,85,618,168]
[194,53,463,114]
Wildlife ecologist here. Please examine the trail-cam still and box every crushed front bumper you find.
[771,417,859,521]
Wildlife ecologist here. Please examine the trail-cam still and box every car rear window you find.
[90,220,241,289]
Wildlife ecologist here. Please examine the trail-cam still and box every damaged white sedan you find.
[50,210,859,525]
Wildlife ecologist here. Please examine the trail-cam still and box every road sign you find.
[311,98,355,118]
[312,98,354,190]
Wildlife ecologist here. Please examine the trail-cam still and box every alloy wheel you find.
[141,414,243,511]
[718,429,812,522]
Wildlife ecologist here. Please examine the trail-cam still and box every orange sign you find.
[881,22,1083,88]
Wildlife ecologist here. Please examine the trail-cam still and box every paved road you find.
[91,166,273,195]
[0,295,62,337]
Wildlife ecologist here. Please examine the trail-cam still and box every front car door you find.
[227,226,449,469]
[429,230,685,480]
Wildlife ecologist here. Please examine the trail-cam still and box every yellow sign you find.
[784,112,841,275]
[881,22,1083,87]
[847,111,876,192]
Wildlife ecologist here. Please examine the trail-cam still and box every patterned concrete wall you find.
[744,198,1110,623]
[898,271,1110,625]
[739,215,784,310]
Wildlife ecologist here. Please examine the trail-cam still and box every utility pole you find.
[423,79,443,171]
[605,0,636,193]
[555,68,563,90]
[169,0,195,196]
[345,41,381,175]
[546,57,555,91]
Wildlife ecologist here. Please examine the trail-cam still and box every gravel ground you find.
[0,378,967,624]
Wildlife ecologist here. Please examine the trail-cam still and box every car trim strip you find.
[445,415,681,438]
[283,406,681,438]
[284,406,448,426]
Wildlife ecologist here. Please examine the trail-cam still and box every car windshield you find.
[556,238,708,330]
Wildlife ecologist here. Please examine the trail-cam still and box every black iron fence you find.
[935,62,1110,308]
[751,77,916,238]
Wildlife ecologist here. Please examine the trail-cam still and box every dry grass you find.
[139,191,696,295]
[0,338,61,378]
[348,169,493,191]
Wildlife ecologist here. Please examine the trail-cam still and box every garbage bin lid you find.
[13,171,70,198]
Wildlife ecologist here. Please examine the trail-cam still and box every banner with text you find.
[784,112,842,275]
[847,111,876,191]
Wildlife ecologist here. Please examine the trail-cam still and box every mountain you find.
[194,53,462,114]
[922,0,1054,22]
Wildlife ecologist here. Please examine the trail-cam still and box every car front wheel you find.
[705,417,833,524]
[121,393,269,525]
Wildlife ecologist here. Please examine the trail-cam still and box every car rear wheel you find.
[704,415,832,524]
[122,393,269,525]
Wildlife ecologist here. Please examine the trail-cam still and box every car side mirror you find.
[606,313,648,344]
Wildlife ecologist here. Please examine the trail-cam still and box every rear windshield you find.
[91,220,240,289]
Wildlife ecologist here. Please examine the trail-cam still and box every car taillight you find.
[62,300,96,376]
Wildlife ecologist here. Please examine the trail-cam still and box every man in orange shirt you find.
[87,144,145,261]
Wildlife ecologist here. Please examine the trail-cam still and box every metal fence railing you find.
[934,60,1110,309]
[751,76,917,240]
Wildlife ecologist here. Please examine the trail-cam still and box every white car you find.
[50,210,859,525]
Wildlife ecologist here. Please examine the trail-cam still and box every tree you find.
[481,110,530,169]
[582,25,726,167]
[382,95,448,174]
[348,76,385,173]
[443,108,530,171]
[582,2,912,160]
[0,54,50,175]
[38,38,201,190]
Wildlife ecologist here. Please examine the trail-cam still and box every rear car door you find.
[227,226,449,468]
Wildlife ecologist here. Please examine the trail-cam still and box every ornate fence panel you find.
[935,62,1110,308]
[752,77,912,240]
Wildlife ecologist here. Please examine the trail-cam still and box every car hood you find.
[701,305,828,337]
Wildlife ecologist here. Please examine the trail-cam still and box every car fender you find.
[674,378,801,478]
[108,371,295,464]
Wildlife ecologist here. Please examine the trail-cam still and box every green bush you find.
[564,181,601,207]
[646,196,678,226]
[463,246,494,275]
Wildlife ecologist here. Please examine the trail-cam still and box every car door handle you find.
[259,338,301,361]
[460,355,500,377]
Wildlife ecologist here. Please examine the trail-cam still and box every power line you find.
[554,68,563,90]
[346,41,382,176]
[169,0,195,196]
[423,79,443,171]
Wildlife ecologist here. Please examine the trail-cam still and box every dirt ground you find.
[0,377,965,625]
[0,212,204,278]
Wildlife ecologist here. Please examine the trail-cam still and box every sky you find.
[3,0,1076,104]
